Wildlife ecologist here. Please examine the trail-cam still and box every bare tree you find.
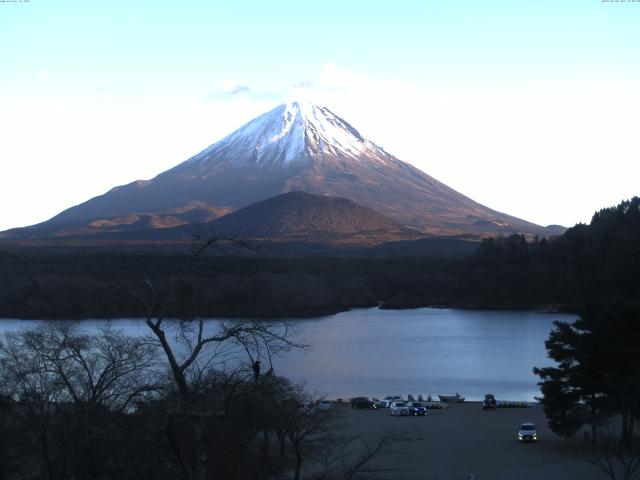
[0,322,160,480]
[287,407,335,480]
[309,430,404,480]
[121,235,306,480]
[123,237,303,405]
[1,327,75,480]
[18,322,159,412]
[588,434,640,480]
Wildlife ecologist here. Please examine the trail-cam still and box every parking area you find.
[328,402,603,480]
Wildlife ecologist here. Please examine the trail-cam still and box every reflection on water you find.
[0,308,576,401]
[272,308,575,401]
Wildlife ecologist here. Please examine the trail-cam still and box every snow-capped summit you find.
[21,102,551,238]
[185,101,389,169]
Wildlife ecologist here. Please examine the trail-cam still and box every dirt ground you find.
[325,402,606,480]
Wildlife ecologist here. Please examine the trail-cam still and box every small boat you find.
[438,393,465,403]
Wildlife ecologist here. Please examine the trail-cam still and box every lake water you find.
[0,308,576,401]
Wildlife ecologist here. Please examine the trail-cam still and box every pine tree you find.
[534,303,640,445]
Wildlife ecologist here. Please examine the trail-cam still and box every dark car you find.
[297,401,315,416]
[350,397,377,409]
[407,401,428,416]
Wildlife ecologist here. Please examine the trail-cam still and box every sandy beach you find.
[324,402,604,480]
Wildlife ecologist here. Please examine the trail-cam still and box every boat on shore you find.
[438,393,465,403]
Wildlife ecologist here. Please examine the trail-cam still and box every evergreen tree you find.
[535,303,640,444]
[596,304,640,446]
[534,318,608,443]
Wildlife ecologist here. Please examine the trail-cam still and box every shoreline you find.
[0,303,578,322]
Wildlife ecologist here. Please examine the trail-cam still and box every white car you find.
[380,395,402,408]
[390,401,410,416]
[518,423,538,442]
[317,400,332,411]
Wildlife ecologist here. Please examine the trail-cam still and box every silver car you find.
[518,423,538,442]
[390,401,410,416]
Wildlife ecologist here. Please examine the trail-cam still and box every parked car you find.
[297,401,315,416]
[350,397,377,409]
[317,400,332,411]
[518,423,538,442]
[380,395,401,408]
[390,401,410,416]
[407,401,428,416]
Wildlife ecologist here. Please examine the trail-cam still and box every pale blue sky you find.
[1,0,639,230]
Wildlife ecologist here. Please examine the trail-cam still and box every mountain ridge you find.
[3,101,558,240]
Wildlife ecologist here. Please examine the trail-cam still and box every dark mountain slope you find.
[208,191,421,241]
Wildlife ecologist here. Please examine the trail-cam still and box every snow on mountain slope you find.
[185,102,388,168]
[14,101,551,238]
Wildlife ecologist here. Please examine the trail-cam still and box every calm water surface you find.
[0,308,576,401]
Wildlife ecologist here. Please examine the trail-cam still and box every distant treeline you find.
[1,197,638,319]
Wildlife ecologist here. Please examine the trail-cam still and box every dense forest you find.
[1,197,638,319]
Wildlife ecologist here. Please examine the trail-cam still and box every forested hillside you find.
[1,198,638,319]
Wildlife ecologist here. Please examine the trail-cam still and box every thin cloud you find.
[221,80,251,96]
[228,85,250,95]
[292,80,314,89]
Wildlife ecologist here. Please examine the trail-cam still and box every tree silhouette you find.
[534,303,640,445]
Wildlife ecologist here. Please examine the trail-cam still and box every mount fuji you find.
[5,101,552,240]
